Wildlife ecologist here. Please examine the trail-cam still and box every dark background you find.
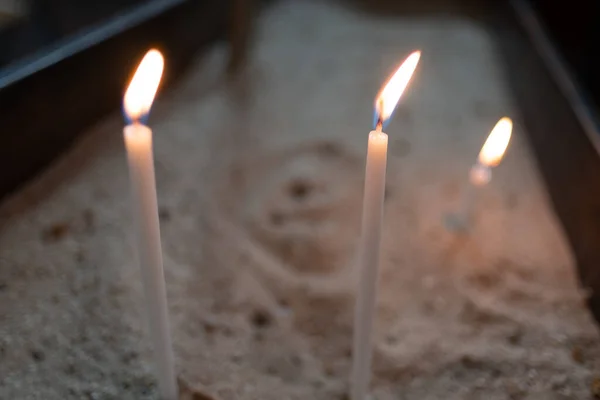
[0,0,147,67]
[530,0,600,115]
[1,0,597,107]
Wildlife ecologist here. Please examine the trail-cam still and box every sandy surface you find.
[1,1,599,399]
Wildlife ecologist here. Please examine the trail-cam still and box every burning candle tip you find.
[123,49,164,124]
[478,117,513,167]
[373,50,421,130]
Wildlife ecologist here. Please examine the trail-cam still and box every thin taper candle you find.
[123,49,177,400]
[445,117,513,231]
[351,125,387,400]
[351,51,421,400]
[449,163,490,229]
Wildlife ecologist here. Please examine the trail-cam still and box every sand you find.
[1,1,599,399]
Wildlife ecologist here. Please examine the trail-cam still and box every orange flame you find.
[124,49,164,122]
[478,117,513,167]
[375,51,421,127]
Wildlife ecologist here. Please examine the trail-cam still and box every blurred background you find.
[2,1,600,399]
[0,0,599,318]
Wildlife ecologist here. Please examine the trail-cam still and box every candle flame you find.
[374,50,421,129]
[478,117,513,167]
[124,49,164,123]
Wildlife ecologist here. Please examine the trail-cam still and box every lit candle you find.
[351,51,421,400]
[123,49,178,400]
[446,117,513,231]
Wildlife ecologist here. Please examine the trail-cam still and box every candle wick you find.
[130,118,146,127]
[375,98,384,132]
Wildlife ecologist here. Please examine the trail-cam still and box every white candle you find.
[446,117,513,231]
[123,49,178,400]
[351,51,421,400]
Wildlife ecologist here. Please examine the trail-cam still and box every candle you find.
[351,51,421,400]
[123,49,178,400]
[446,117,513,231]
